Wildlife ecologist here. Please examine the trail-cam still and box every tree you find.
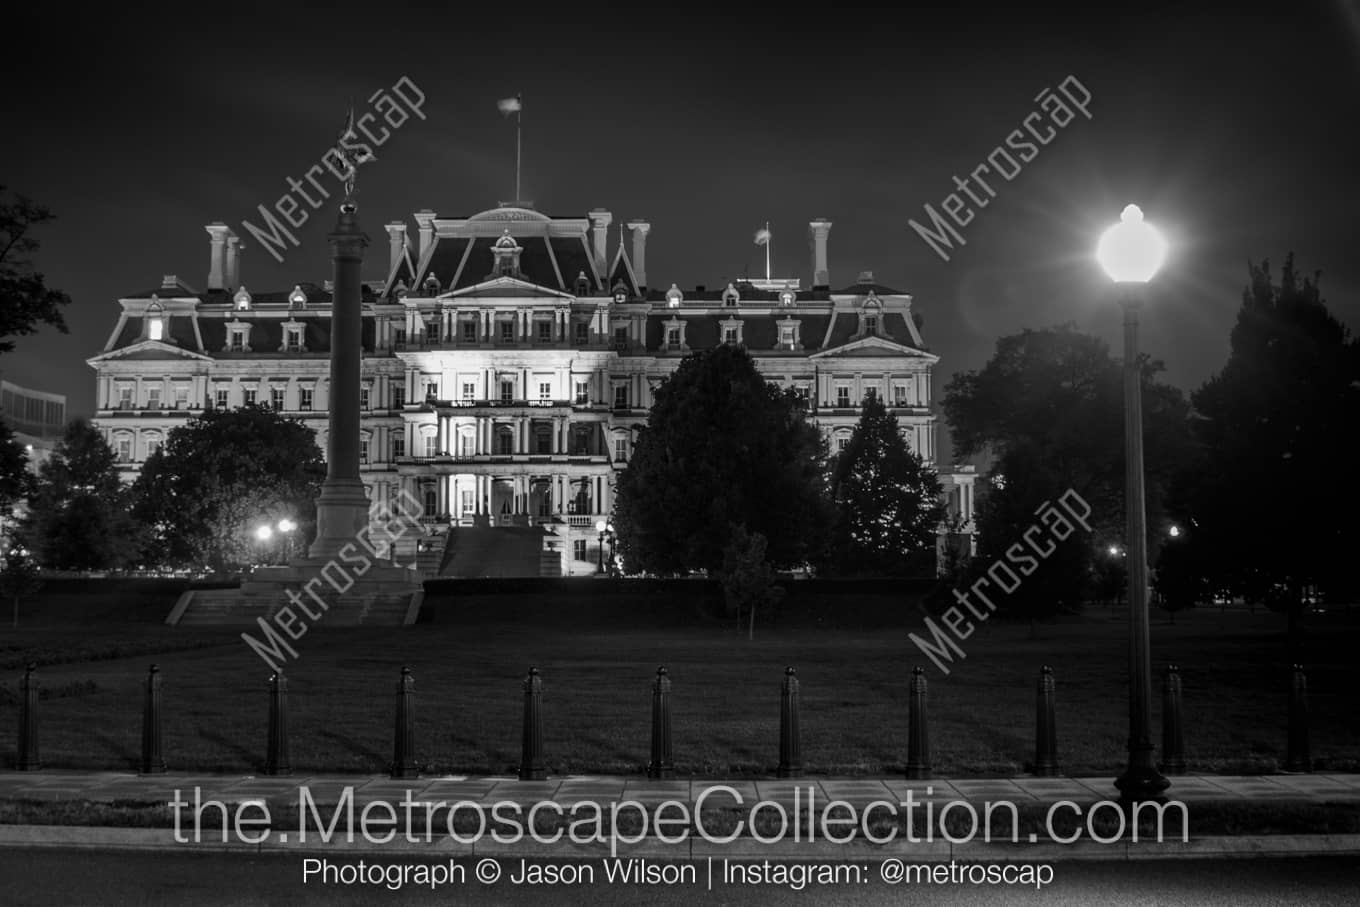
[132,405,325,571]
[20,419,141,571]
[721,524,785,641]
[613,344,831,575]
[0,187,71,354]
[1182,255,1360,641]
[0,544,42,628]
[822,390,944,576]
[1,419,32,552]
[943,325,1194,615]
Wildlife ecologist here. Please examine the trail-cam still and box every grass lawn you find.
[2,589,1358,778]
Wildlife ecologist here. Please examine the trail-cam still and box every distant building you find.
[0,378,66,472]
[88,203,975,575]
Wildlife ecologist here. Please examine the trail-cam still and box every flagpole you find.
[515,107,522,201]
[765,221,771,282]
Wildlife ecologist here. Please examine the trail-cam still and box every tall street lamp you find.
[595,520,607,574]
[255,524,274,566]
[277,518,297,562]
[1098,203,1170,802]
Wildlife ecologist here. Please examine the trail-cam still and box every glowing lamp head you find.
[595,520,607,533]
[278,518,296,533]
[255,525,273,541]
[1168,525,1181,538]
[1097,204,1166,283]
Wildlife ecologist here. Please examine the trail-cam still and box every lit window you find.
[426,382,438,400]
[149,317,164,341]
[215,389,229,409]
[780,326,795,347]
[243,388,257,406]
[118,385,133,408]
[300,387,313,411]
[359,438,369,465]
[174,386,189,408]
[615,438,628,461]
[893,384,908,406]
[667,328,680,347]
[723,327,738,345]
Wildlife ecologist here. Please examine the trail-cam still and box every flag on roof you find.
[498,94,522,115]
[754,227,772,245]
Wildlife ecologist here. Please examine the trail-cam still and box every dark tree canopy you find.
[942,325,1194,614]
[822,389,944,576]
[132,405,325,571]
[613,344,831,575]
[0,187,71,354]
[0,418,31,515]
[20,419,140,570]
[1178,255,1360,617]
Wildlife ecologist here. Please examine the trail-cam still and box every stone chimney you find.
[413,209,437,258]
[588,209,612,285]
[385,221,408,274]
[808,219,832,288]
[205,222,234,290]
[225,234,242,289]
[627,221,650,292]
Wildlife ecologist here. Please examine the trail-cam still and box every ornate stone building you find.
[88,202,975,575]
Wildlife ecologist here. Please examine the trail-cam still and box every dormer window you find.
[288,285,307,308]
[722,283,739,307]
[423,274,441,295]
[491,230,522,278]
[574,271,591,296]
[780,290,795,306]
[281,321,306,353]
[392,280,409,299]
[612,281,629,304]
[662,317,689,352]
[665,283,683,308]
[864,316,878,335]
[234,286,252,310]
[719,317,743,346]
[146,299,166,341]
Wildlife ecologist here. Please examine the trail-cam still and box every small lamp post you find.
[606,522,617,575]
[277,518,297,562]
[595,519,607,574]
[255,524,274,566]
[1097,203,1170,802]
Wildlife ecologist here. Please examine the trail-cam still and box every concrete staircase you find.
[168,587,421,627]
[439,525,557,577]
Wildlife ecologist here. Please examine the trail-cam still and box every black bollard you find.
[265,671,291,776]
[777,667,802,778]
[1285,664,1310,773]
[391,666,418,780]
[1160,664,1186,775]
[17,663,40,771]
[647,667,674,779]
[519,667,545,781]
[1034,665,1059,777]
[141,664,167,774]
[906,666,931,780]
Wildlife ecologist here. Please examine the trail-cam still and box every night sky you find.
[4,4,1359,464]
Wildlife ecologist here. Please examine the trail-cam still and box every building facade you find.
[1,378,66,473]
[88,203,975,575]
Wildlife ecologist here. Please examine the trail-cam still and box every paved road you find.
[1,851,1358,905]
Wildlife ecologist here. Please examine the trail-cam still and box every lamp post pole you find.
[1114,289,1168,802]
[595,520,606,574]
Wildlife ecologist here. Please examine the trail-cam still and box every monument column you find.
[309,201,372,557]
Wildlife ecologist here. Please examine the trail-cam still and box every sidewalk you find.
[1,770,1358,860]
